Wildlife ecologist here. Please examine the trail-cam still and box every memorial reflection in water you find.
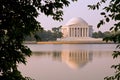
[34,49,93,69]
[33,48,113,70]
[61,50,92,69]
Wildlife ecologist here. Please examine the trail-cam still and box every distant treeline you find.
[92,31,111,38]
[25,27,115,41]
[25,27,62,41]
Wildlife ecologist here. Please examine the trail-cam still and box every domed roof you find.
[65,17,88,26]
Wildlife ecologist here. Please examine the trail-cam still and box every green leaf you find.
[101,12,105,15]
[110,27,114,31]
[97,20,104,28]
[115,14,120,20]
[106,17,110,22]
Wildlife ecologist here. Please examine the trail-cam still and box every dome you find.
[65,17,88,26]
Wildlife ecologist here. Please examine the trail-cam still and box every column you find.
[82,28,84,37]
[78,28,79,37]
[73,28,75,37]
[74,28,75,37]
[77,28,78,37]
[83,28,84,37]
[80,28,82,37]
[84,28,85,37]
[87,28,89,37]
[76,28,77,37]
[83,28,85,37]
[69,28,71,37]
[75,28,76,37]
[85,28,86,37]
[86,28,87,37]
[72,28,73,37]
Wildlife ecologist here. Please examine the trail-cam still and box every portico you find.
[62,26,89,37]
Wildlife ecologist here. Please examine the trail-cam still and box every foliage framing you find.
[0,0,77,79]
[88,0,120,80]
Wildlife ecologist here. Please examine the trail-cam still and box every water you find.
[18,44,119,80]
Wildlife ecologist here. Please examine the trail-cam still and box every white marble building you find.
[58,17,94,41]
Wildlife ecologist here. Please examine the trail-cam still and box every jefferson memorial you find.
[58,17,101,41]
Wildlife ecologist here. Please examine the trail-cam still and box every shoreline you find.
[36,41,113,44]
[24,40,114,44]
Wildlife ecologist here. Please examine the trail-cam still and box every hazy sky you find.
[37,0,114,32]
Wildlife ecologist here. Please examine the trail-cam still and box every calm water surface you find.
[19,44,119,80]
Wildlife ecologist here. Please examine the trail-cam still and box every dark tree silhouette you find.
[88,0,120,80]
[0,0,77,79]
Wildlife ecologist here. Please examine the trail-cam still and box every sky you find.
[37,0,114,32]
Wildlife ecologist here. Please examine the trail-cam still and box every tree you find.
[103,31,111,37]
[88,0,120,80]
[0,0,77,79]
[92,31,104,38]
[35,30,54,41]
[52,26,62,39]
[34,27,62,41]
[92,31,112,38]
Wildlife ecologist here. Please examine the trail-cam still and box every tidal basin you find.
[18,44,119,80]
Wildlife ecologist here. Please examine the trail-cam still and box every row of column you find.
[69,51,89,61]
[69,27,89,37]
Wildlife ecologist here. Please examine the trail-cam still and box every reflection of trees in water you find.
[52,51,62,61]
[92,51,113,58]
[33,51,53,56]
[32,51,62,61]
